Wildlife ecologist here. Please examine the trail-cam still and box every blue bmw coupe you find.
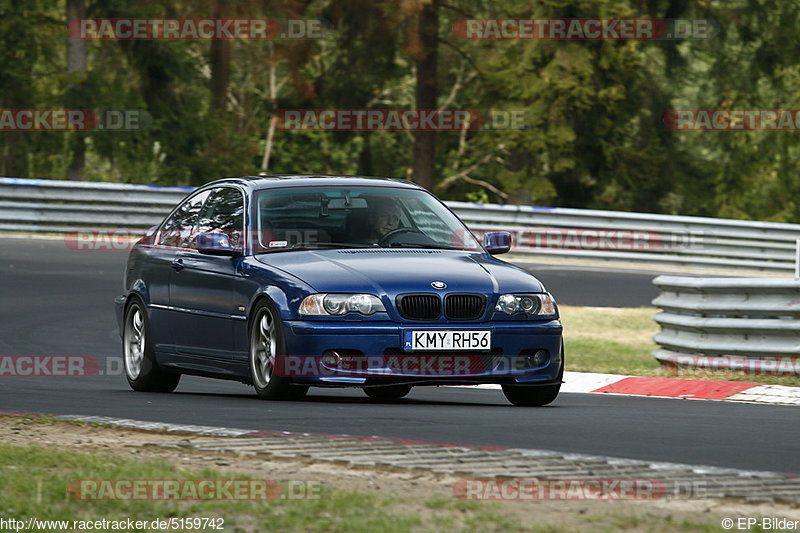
[115,175,564,406]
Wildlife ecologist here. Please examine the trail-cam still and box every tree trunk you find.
[66,136,86,181]
[1,132,28,177]
[2,77,29,177]
[359,132,373,176]
[66,0,87,180]
[411,0,438,190]
[210,0,231,113]
[260,115,277,172]
[1,0,33,176]
[261,43,279,172]
[66,0,87,73]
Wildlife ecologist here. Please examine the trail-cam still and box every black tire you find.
[123,297,180,393]
[363,384,412,402]
[249,300,308,401]
[501,383,560,406]
[501,342,564,406]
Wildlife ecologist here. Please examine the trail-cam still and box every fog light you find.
[321,351,341,367]
[523,350,550,368]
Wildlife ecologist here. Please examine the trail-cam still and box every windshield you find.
[254,186,482,253]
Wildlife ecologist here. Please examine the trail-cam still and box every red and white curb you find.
[469,371,800,405]
[726,385,800,405]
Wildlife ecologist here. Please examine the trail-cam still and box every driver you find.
[366,197,403,244]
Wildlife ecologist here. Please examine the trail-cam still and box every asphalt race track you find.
[1,236,797,475]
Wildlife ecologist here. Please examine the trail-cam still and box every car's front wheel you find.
[249,300,308,401]
[123,298,180,392]
[501,383,560,406]
[501,343,564,406]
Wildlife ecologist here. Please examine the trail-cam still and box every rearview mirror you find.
[327,197,368,209]
[196,233,240,256]
[483,231,512,255]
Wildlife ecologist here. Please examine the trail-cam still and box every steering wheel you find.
[378,227,426,246]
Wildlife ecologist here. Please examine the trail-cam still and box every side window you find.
[157,191,209,248]
[194,187,245,250]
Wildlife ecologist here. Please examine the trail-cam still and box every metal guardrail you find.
[2,176,800,272]
[450,202,800,273]
[0,177,190,233]
[651,276,800,374]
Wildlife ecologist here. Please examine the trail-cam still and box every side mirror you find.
[483,231,512,255]
[196,233,240,256]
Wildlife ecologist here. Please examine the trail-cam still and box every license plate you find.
[404,330,491,351]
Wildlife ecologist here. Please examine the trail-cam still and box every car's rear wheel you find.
[501,342,564,406]
[363,384,412,402]
[249,300,308,401]
[123,298,180,392]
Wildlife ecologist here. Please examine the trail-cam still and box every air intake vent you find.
[384,348,503,374]
[396,294,440,320]
[445,294,485,320]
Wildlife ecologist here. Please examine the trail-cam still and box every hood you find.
[255,249,544,296]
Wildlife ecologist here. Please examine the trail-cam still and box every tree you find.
[407,0,439,189]
[66,0,88,180]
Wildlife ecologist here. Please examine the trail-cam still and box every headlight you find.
[299,294,386,316]
[494,293,556,317]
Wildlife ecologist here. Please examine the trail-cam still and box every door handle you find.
[171,258,184,272]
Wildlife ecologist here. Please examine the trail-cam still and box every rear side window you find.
[156,191,209,248]
[195,187,245,250]
[157,191,209,248]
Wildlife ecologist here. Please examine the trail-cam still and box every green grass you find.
[0,440,745,533]
[561,305,800,386]
[0,443,430,533]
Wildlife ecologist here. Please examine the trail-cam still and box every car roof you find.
[200,175,424,192]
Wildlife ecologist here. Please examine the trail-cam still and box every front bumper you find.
[282,319,563,386]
